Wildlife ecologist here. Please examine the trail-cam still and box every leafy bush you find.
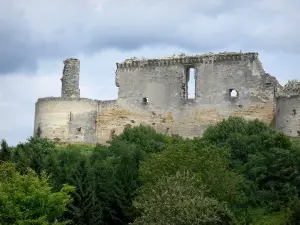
[139,140,246,207]
[132,171,235,225]
[0,162,74,225]
[202,117,292,164]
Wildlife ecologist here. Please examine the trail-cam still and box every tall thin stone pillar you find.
[61,58,80,98]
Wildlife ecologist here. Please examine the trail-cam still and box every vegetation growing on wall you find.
[1,117,300,224]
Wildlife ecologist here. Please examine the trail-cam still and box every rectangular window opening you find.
[143,97,148,104]
[186,67,195,99]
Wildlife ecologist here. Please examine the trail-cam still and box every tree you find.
[109,125,166,154]
[0,139,10,162]
[10,137,56,175]
[201,117,299,223]
[90,140,143,224]
[0,162,74,225]
[139,140,246,208]
[245,148,300,211]
[202,117,292,165]
[132,171,235,225]
[44,146,104,224]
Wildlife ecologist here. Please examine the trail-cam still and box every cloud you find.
[1,0,300,74]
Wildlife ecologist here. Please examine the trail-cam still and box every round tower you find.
[61,58,80,98]
[276,80,300,137]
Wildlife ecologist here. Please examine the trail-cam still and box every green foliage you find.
[250,210,290,225]
[0,162,74,225]
[0,139,10,162]
[245,147,300,210]
[110,125,166,154]
[10,137,56,175]
[89,140,142,224]
[202,117,292,164]
[202,117,300,223]
[132,171,235,225]
[290,138,300,157]
[287,196,300,224]
[44,132,148,224]
[44,146,104,224]
[139,139,246,207]
[3,121,300,224]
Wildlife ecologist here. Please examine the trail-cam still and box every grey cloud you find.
[0,30,38,74]
[0,2,37,74]
[1,0,300,75]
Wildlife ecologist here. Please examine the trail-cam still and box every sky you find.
[1,0,300,145]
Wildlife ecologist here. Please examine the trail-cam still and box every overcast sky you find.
[1,0,300,145]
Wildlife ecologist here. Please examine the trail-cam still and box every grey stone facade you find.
[116,52,277,109]
[276,80,300,137]
[33,52,299,144]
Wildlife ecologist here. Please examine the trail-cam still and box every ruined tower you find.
[35,52,298,145]
[276,80,300,137]
[61,58,80,98]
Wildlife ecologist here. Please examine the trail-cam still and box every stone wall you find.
[34,97,99,143]
[95,100,276,143]
[116,52,276,109]
[195,56,275,105]
[34,52,288,144]
[116,64,185,110]
[276,80,300,137]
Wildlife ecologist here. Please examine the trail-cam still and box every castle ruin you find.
[33,52,300,144]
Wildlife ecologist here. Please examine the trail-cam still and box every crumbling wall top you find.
[278,80,300,97]
[37,97,99,103]
[116,52,259,69]
[61,57,80,98]
[64,58,80,63]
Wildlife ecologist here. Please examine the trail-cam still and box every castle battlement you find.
[116,52,259,69]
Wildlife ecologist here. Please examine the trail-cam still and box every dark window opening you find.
[185,67,195,99]
[143,97,148,104]
[36,126,42,137]
[77,127,82,132]
[292,109,297,116]
[229,89,238,98]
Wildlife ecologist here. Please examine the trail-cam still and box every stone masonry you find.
[61,58,80,98]
[276,80,300,137]
[33,52,300,144]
